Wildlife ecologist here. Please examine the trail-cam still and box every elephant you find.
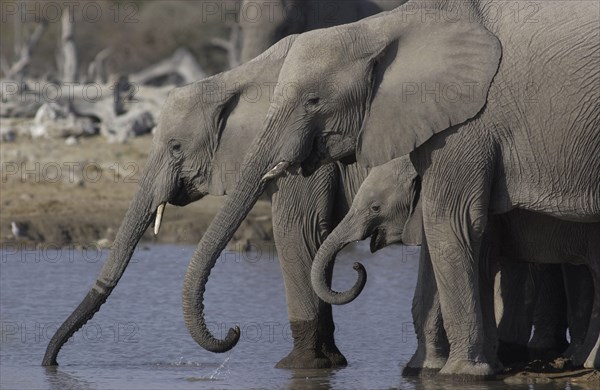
[494,262,586,364]
[238,0,407,63]
[483,212,599,369]
[42,35,375,368]
[310,155,422,305]
[308,157,596,372]
[183,1,600,376]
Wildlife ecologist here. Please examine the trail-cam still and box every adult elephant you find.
[308,157,596,371]
[238,0,407,63]
[183,1,600,376]
[42,36,374,368]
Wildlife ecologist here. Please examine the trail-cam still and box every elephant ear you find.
[249,34,299,62]
[402,197,422,246]
[356,11,502,168]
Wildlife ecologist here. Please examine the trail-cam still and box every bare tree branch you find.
[86,48,112,83]
[60,7,78,83]
[129,48,206,85]
[6,21,47,80]
[208,22,241,69]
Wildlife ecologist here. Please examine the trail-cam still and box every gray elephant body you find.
[411,210,599,372]
[43,36,372,368]
[486,211,598,367]
[493,262,590,364]
[310,157,597,371]
[185,0,599,376]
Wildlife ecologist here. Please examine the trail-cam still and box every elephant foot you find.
[401,366,441,377]
[529,345,567,362]
[571,351,587,368]
[275,319,341,369]
[275,349,332,369]
[583,336,599,369]
[439,358,496,379]
[402,345,447,377]
[321,343,347,367]
[561,341,583,360]
[573,337,599,368]
[497,341,529,365]
[528,335,569,361]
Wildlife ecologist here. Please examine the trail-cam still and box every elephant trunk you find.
[310,215,367,305]
[42,168,157,366]
[182,138,275,353]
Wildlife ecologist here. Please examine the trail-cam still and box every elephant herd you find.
[43,0,599,378]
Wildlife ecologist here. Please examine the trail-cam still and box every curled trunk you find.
[310,219,367,305]
[42,177,155,365]
[182,139,274,352]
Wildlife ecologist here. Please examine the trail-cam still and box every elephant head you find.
[41,36,297,366]
[183,4,500,354]
[310,156,422,305]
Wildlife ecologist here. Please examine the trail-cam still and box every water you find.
[0,243,580,389]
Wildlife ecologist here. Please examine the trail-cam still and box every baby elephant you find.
[310,157,599,369]
[310,155,422,305]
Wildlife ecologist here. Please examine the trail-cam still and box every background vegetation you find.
[0,0,237,78]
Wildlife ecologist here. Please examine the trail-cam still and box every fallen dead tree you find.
[1,49,206,142]
[129,48,206,86]
[1,3,223,143]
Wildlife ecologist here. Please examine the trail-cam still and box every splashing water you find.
[208,355,231,380]
[184,354,232,382]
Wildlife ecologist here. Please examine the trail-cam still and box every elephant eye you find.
[304,97,320,107]
[169,141,183,156]
[370,204,381,213]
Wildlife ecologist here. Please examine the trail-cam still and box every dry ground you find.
[0,136,272,249]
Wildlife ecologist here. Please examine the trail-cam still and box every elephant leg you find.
[584,335,599,369]
[574,260,600,368]
[496,262,534,365]
[478,235,501,371]
[403,234,449,376]
[561,264,593,360]
[422,192,494,376]
[271,165,345,369]
[528,264,569,360]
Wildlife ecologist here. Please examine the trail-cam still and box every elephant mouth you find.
[300,157,320,177]
[170,178,205,207]
[301,136,327,177]
[171,192,203,207]
[370,228,386,253]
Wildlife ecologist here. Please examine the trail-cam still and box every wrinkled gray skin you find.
[308,158,595,372]
[239,0,407,63]
[185,1,600,376]
[42,36,371,368]
[408,213,599,374]
[310,156,422,305]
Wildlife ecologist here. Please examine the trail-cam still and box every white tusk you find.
[154,203,166,235]
[262,161,291,182]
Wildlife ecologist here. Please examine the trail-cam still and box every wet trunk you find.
[310,216,367,305]
[42,172,156,366]
[182,138,275,352]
